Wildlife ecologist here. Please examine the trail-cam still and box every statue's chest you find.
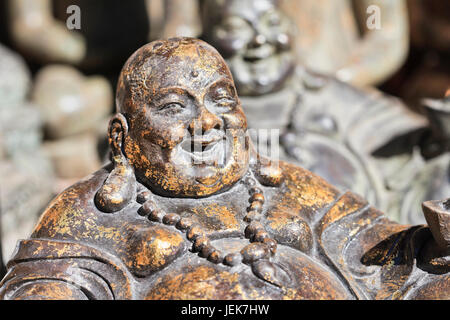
[116,198,249,278]
[141,239,353,300]
[115,185,315,282]
[153,186,251,238]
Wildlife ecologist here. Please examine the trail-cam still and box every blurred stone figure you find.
[30,65,113,190]
[6,0,200,72]
[6,0,86,65]
[371,95,450,224]
[201,0,426,218]
[282,0,409,87]
[165,0,409,87]
[0,44,54,262]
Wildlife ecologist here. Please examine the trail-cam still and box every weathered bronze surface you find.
[0,38,448,300]
[200,0,427,218]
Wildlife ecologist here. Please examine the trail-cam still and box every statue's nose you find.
[188,109,222,135]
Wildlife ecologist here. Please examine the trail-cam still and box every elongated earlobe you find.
[95,114,136,213]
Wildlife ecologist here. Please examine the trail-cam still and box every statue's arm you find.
[2,279,90,300]
[336,0,409,86]
[318,190,449,299]
[0,239,133,300]
[7,0,85,63]
[359,200,450,300]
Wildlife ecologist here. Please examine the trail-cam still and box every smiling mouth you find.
[243,55,266,63]
[180,135,227,165]
[243,45,276,63]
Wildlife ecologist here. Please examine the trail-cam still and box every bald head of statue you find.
[110,38,250,199]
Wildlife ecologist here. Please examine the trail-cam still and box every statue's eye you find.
[215,96,236,109]
[222,17,248,32]
[159,102,185,113]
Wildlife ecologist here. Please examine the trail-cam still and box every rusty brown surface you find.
[0,38,448,300]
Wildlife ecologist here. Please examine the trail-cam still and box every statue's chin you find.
[137,140,249,198]
[193,165,222,187]
[137,165,242,199]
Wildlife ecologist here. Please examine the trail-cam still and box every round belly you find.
[143,239,353,300]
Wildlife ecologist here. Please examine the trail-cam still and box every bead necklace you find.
[135,173,278,267]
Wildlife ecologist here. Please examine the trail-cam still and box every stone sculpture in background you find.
[163,0,409,88]
[0,44,54,262]
[371,95,450,224]
[6,0,200,73]
[0,38,448,300]
[281,0,410,87]
[31,65,112,190]
[200,0,427,218]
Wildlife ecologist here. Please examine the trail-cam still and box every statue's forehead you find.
[221,0,277,21]
[139,44,233,93]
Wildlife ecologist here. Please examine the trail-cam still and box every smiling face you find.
[116,38,249,198]
[202,0,296,96]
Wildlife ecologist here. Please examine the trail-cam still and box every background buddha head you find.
[202,0,296,96]
[113,38,250,198]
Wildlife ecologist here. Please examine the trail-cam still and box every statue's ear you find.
[108,113,128,158]
[95,113,136,213]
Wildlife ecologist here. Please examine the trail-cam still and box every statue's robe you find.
[0,162,448,300]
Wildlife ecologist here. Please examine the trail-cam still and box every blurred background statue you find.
[4,0,200,73]
[370,95,450,224]
[0,44,54,262]
[164,0,409,88]
[281,0,409,87]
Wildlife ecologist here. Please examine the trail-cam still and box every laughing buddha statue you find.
[0,38,448,300]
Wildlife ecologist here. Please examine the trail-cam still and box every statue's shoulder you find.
[265,161,345,229]
[272,160,376,226]
[31,165,112,240]
[277,161,341,211]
